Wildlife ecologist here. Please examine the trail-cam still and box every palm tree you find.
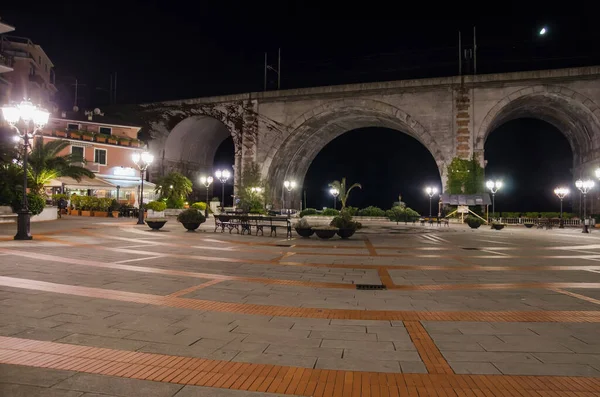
[329,177,361,209]
[27,138,95,194]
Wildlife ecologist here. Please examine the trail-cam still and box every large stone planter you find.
[81,210,93,217]
[337,228,356,239]
[182,222,201,231]
[524,223,534,229]
[491,224,505,230]
[94,211,108,217]
[314,228,337,239]
[295,228,314,238]
[146,220,167,230]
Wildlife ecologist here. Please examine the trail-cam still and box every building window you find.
[99,127,112,135]
[67,123,79,131]
[94,149,107,165]
[71,146,84,161]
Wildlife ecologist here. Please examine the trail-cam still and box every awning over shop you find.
[99,176,156,190]
[440,193,492,206]
[50,176,116,190]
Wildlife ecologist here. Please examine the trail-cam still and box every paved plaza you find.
[0,217,599,396]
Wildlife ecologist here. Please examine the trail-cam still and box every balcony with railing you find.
[0,52,12,73]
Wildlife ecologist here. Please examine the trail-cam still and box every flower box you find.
[94,211,108,217]
[81,210,93,217]
[55,130,67,138]
[96,135,108,143]
[69,132,81,139]
[82,134,94,141]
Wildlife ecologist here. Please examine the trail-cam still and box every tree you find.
[328,177,361,209]
[27,138,95,194]
[237,163,267,213]
[154,172,193,208]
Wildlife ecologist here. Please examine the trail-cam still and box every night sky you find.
[3,7,599,212]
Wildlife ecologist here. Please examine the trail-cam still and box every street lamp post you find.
[329,188,339,210]
[214,169,231,210]
[576,179,594,233]
[2,100,50,240]
[199,176,213,218]
[553,187,569,229]
[486,180,503,221]
[425,187,438,220]
[283,180,296,215]
[132,151,154,225]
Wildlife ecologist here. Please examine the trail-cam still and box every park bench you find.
[214,214,292,238]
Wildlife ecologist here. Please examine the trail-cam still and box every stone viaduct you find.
[137,66,600,208]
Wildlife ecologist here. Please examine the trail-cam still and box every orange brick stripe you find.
[2,275,600,323]
[377,267,394,288]
[0,336,599,396]
[364,237,378,256]
[550,288,600,306]
[404,321,453,375]
[166,280,225,298]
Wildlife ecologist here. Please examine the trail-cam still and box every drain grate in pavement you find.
[275,244,292,247]
[356,284,387,290]
[461,247,480,250]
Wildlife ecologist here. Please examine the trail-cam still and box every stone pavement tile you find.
[53,323,137,339]
[330,319,391,326]
[343,348,421,361]
[308,330,377,341]
[233,351,317,368]
[53,373,182,397]
[228,318,295,329]
[557,339,600,354]
[493,362,600,376]
[125,330,201,345]
[480,336,574,353]
[0,324,30,336]
[137,341,226,358]
[56,333,148,351]
[450,362,502,375]
[0,383,83,397]
[221,340,269,353]
[12,328,73,342]
[176,327,245,342]
[392,341,419,351]
[367,327,411,342]
[320,339,395,351]
[243,334,322,348]
[430,334,503,344]
[265,344,343,358]
[5,316,68,329]
[109,314,186,331]
[173,385,289,396]
[442,351,542,363]
[315,357,400,372]
[533,352,600,365]
[291,323,366,333]
[231,326,309,339]
[434,341,485,352]
[0,364,76,387]
[399,361,428,374]
[207,349,240,361]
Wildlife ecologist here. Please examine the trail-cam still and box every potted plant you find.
[96,134,108,143]
[55,130,67,138]
[93,198,111,217]
[146,200,167,218]
[146,218,168,230]
[80,196,94,216]
[70,195,81,215]
[491,221,506,230]
[109,199,120,218]
[108,136,118,145]
[294,218,314,238]
[81,131,94,142]
[118,136,131,146]
[176,208,206,231]
[466,215,484,229]
[130,139,141,147]
[313,226,338,239]
[69,130,82,139]
[330,209,362,239]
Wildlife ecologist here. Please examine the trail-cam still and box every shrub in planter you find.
[466,215,484,229]
[293,218,314,238]
[386,206,420,224]
[191,202,212,213]
[299,208,318,218]
[330,209,362,239]
[313,226,338,239]
[491,222,506,230]
[322,208,339,216]
[109,199,120,217]
[146,200,167,212]
[146,218,167,230]
[176,208,206,231]
[357,206,386,217]
[166,196,185,209]
[93,197,112,217]
[12,193,45,216]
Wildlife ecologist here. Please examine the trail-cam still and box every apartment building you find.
[0,18,15,104]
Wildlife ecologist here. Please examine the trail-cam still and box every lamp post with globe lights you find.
[576,179,594,233]
[486,180,503,221]
[132,151,154,225]
[214,169,231,210]
[199,176,213,218]
[554,187,569,228]
[283,180,296,215]
[425,187,438,220]
[329,187,339,210]
[2,100,50,240]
